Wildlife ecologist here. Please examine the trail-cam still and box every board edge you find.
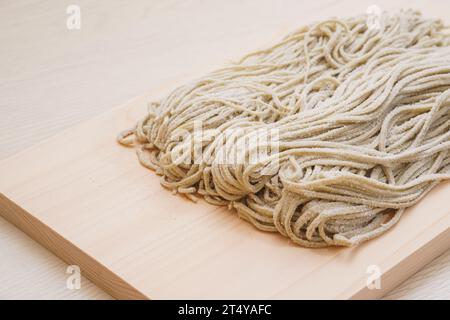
[0,193,149,300]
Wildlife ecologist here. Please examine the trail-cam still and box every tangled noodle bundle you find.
[119,10,450,247]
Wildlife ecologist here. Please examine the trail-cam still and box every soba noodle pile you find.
[119,10,450,247]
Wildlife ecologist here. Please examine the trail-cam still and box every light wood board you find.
[0,91,449,299]
[1,0,450,300]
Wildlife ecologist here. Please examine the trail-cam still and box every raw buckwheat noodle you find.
[118,10,450,247]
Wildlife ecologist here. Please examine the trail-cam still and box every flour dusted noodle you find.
[119,10,450,247]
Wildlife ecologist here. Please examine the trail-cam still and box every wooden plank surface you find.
[1,0,450,299]
[0,92,449,299]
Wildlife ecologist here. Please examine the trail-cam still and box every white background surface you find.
[0,0,449,299]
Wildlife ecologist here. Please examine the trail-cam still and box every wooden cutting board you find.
[0,91,449,299]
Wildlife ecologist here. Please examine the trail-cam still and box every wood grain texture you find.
[0,0,449,299]
[384,250,450,299]
[1,93,449,299]
[0,214,111,300]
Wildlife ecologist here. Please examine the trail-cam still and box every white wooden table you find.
[0,0,449,299]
